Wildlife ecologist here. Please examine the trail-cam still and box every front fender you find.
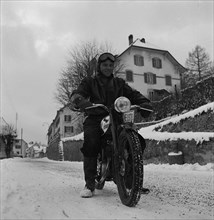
[119,126,146,153]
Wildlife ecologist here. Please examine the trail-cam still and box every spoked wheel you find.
[115,130,144,207]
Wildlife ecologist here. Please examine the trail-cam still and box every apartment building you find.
[47,105,83,144]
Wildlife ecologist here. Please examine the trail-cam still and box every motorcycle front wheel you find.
[115,130,144,207]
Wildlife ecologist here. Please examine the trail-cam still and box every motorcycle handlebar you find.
[85,104,108,110]
[85,104,153,113]
[131,105,154,112]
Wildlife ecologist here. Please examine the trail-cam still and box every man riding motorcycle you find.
[70,52,152,198]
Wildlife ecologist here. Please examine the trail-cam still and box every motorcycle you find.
[84,96,153,207]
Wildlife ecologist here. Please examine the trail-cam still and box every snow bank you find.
[147,102,214,130]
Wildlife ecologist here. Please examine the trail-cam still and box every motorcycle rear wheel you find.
[115,130,144,207]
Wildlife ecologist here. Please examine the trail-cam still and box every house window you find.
[165,75,172,86]
[148,90,155,101]
[126,70,133,82]
[64,126,74,133]
[152,58,162,69]
[15,145,21,149]
[64,115,71,122]
[134,55,144,66]
[144,72,157,84]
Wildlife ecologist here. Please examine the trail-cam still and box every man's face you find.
[100,60,114,77]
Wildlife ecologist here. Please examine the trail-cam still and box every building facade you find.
[26,142,47,158]
[47,105,84,145]
[13,138,28,158]
[116,35,186,101]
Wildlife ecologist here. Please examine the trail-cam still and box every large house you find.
[116,35,186,101]
[47,105,83,145]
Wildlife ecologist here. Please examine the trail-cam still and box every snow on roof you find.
[27,143,47,153]
[61,102,214,144]
[132,38,165,51]
[118,38,186,72]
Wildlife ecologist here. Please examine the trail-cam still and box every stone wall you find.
[49,137,213,165]
[144,138,214,165]
[46,134,61,161]
[63,140,83,161]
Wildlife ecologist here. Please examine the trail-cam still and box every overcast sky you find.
[1,0,213,144]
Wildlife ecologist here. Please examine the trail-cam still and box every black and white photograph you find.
[1,0,213,219]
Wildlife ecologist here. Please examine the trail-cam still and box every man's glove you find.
[139,103,153,118]
[70,93,93,112]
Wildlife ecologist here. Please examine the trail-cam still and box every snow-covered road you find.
[1,158,213,219]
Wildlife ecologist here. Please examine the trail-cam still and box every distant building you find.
[116,35,187,101]
[13,138,28,158]
[26,142,47,158]
[47,105,83,145]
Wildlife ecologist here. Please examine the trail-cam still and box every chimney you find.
[128,34,133,45]
[140,38,145,43]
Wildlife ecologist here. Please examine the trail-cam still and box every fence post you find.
[58,140,64,161]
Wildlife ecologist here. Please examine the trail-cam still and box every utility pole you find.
[15,113,18,136]
[21,128,23,156]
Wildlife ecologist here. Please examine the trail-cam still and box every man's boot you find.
[80,157,97,198]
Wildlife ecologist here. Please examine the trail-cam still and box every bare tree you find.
[55,40,115,106]
[1,124,17,158]
[185,45,211,80]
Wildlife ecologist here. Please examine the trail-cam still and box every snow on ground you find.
[1,157,213,219]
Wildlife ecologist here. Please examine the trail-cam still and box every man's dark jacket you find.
[71,74,151,109]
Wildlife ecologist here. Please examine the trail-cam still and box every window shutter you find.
[165,75,172,86]
[134,56,137,65]
[140,56,144,66]
[144,73,148,83]
[153,74,157,84]
[152,58,155,67]
[126,71,133,82]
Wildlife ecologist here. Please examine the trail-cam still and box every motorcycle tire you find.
[115,130,144,207]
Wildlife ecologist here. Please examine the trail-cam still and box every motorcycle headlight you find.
[114,97,131,113]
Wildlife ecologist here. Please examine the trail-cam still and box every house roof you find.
[117,38,187,73]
